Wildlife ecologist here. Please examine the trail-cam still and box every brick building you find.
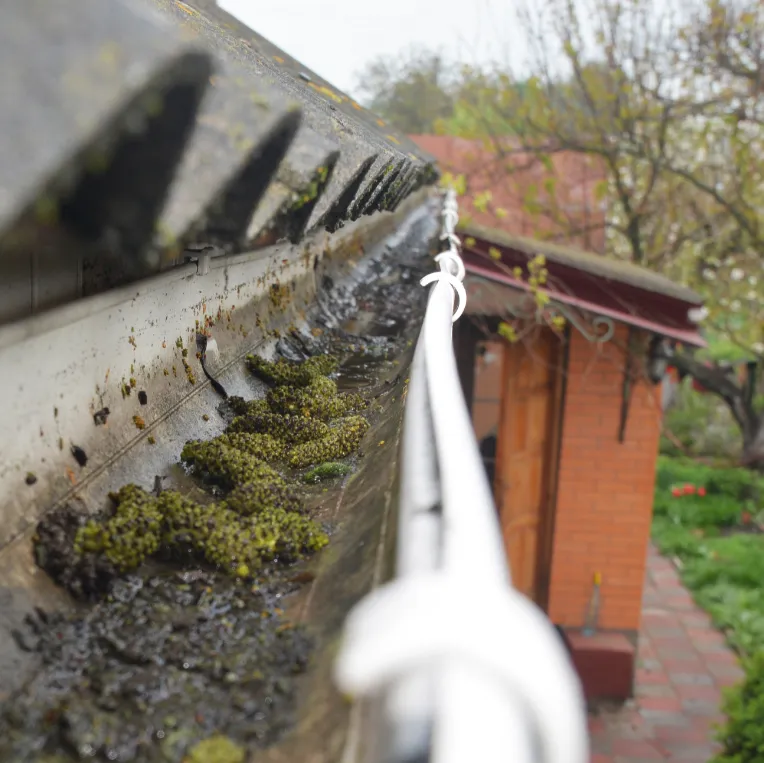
[453,224,706,700]
[410,134,607,253]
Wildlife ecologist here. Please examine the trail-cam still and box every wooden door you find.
[495,329,563,607]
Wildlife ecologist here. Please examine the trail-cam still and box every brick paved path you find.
[589,544,744,763]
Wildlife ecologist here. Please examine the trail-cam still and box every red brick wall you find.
[547,325,662,632]
[409,135,607,253]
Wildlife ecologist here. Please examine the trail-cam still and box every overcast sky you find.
[219,0,528,98]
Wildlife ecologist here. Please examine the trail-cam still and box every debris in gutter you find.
[93,407,110,426]
[70,446,88,467]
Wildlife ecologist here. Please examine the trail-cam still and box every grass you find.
[655,458,764,762]
[651,456,764,657]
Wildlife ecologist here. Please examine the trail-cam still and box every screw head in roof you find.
[299,72,312,82]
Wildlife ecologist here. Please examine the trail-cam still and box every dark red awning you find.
[464,260,706,348]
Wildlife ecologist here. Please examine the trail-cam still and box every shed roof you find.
[461,222,706,347]
[461,222,702,305]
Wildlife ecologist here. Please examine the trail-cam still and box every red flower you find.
[697,487,706,497]
[692,378,708,393]
[683,484,696,495]
[671,487,682,497]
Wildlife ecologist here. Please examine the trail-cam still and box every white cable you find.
[434,251,465,281]
[442,208,459,230]
[334,189,589,763]
[334,572,589,763]
[443,232,462,251]
[420,272,466,322]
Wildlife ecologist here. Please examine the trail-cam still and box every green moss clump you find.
[157,489,218,552]
[74,484,163,572]
[215,432,286,462]
[266,380,366,421]
[228,412,330,444]
[187,734,245,763]
[220,479,301,515]
[70,482,324,580]
[227,396,270,417]
[288,416,370,468]
[205,507,326,570]
[65,354,366,587]
[181,440,286,490]
[245,353,337,387]
[303,462,352,483]
[108,483,155,514]
[99,510,162,571]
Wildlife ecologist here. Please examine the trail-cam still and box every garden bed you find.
[651,455,764,761]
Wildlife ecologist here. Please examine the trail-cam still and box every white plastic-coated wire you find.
[336,573,588,763]
[420,272,466,322]
[443,231,462,251]
[434,251,465,281]
[333,189,589,763]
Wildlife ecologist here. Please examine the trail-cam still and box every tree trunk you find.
[669,352,764,470]
[741,414,764,470]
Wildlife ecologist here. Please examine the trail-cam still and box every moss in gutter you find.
[303,462,352,483]
[187,735,245,763]
[23,356,375,762]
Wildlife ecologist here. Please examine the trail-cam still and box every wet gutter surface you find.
[0,206,437,763]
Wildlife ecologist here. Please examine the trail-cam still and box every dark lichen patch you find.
[302,462,352,483]
[0,570,313,762]
[25,472,37,486]
[70,445,88,467]
[268,282,291,310]
[93,407,110,426]
[138,391,148,405]
[33,504,119,601]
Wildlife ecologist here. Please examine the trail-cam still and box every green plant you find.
[682,535,764,591]
[654,491,743,530]
[655,456,763,503]
[652,457,764,662]
[713,650,764,763]
[655,456,712,491]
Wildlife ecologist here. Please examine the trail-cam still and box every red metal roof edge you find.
[464,260,707,348]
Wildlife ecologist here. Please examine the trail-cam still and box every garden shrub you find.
[655,455,709,491]
[713,650,764,763]
[681,535,764,591]
[694,585,764,657]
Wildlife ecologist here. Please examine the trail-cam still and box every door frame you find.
[494,327,568,612]
[533,326,569,612]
